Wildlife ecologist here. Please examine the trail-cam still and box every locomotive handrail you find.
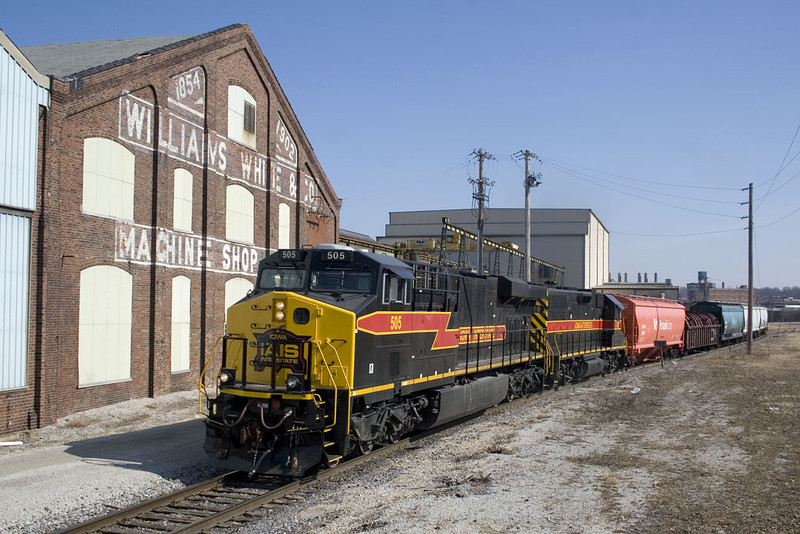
[196,335,226,416]
[310,338,353,433]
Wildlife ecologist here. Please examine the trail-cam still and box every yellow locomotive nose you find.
[222,291,355,392]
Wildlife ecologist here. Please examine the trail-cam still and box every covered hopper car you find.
[613,295,685,363]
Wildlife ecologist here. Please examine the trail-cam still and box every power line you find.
[756,122,800,188]
[756,205,800,228]
[543,160,745,205]
[541,156,742,191]
[611,227,744,237]
[755,121,800,213]
[544,161,743,219]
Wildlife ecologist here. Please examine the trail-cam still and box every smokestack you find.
[722,282,725,289]
[654,273,658,283]
[644,273,649,283]
[638,273,642,283]
[624,273,628,283]
[617,273,621,283]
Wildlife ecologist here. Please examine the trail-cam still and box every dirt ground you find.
[619,324,800,533]
[237,324,800,534]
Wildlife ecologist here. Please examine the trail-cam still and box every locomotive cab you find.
[203,245,420,475]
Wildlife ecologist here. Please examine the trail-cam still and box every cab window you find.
[383,273,410,304]
[310,270,373,292]
[258,267,306,290]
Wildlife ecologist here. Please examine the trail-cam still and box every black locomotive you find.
[202,245,628,476]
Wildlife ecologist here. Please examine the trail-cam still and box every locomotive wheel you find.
[358,439,374,455]
[385,422,401,444]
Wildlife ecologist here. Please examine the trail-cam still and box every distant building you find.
[686,271,714,302]
[379,208,608,289]
[339,228,394,255]
[595,279,679,300]
[709,287,756,306]
[769,297,800,309]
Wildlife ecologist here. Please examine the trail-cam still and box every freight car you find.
[201,245,628,476]
[683,311,720,353]
[613,295,685,362]
[745,306,768,338]
[689,302,747,344]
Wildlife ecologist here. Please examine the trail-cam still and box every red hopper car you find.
[614,295,685,363]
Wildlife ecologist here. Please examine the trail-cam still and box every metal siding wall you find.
[1,44,45,211]
[0,212,30,390]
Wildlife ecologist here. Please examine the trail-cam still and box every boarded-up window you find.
[227,85,256,148]
[225,277,254,323]
[83,138,135,220]
[0,212,30,391]
[171,276,191,373]
[78,266,132,386]
[279,202,290,249]
[226,184,254,244]
[173,169,193,232]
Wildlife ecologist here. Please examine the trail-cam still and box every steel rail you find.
[55,437,407,534]
[54,472,235,534]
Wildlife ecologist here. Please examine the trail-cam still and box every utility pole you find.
[469,149,494,273]
[516,150,541,282]
[747,182,753,354]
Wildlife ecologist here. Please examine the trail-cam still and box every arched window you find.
[171,275,191,373]
[227,85,256,149]
[78,265,132,386]
[226,184,254,244]
[279,202,290,249]
[173,168,193,232]
[225,277,254,322]
[82,138,135,220]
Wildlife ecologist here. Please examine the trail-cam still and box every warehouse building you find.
[378,208,608,289]
[1,24,339,434]
[0,28,50,433]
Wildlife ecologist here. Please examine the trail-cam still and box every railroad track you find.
[55,440,403,534]
[55,350,716,534]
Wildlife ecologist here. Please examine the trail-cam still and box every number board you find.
[279,250,306,262]
[320,249,353,262]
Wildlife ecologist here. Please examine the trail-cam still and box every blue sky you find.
[5,1,800,288]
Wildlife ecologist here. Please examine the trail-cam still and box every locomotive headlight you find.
[285,374,302,391]
[274,300,286,321]
[218,368,235,384]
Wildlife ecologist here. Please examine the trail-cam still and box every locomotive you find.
[201,245,629,476]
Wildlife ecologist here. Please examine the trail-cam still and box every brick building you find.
[1,24,340,434]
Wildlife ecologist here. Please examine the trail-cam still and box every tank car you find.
[201,245,627,476]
